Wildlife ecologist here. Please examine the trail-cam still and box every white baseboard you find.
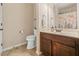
[14,42,26,48]
[3,42,26,52]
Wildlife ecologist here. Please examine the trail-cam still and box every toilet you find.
[26,30,36,49]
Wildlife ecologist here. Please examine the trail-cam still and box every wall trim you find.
[36,50,42,56]
[3,42,26,52]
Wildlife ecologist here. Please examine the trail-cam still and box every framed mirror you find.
[54,3,77,29]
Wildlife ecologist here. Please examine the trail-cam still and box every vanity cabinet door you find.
[75,39,79,56]
[52,42,75,56]
[76,44,79,56]
[40,36,51,56]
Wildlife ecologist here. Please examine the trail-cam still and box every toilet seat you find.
[26,35,35,40]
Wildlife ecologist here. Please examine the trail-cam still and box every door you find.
[40,36,51,56]
[0,31,2,53]
[0,3,3,55]
[52,42,75,56]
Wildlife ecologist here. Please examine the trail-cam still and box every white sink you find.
[59,31,79,37]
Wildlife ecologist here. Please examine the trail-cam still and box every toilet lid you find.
[26,35,35,41]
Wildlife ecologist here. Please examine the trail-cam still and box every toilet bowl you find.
[26,29,36,49]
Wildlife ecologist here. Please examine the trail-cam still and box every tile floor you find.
[2,45,37,56]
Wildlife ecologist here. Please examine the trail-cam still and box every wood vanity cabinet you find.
[52,42,75,56]
[40,35,51,56]
[40,32,79,56]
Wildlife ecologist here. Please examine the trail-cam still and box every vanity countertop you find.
[40,29,79,39]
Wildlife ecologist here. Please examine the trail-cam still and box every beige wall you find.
[3,3,34,49]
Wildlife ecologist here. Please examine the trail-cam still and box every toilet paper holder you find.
[19,30,24,34]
